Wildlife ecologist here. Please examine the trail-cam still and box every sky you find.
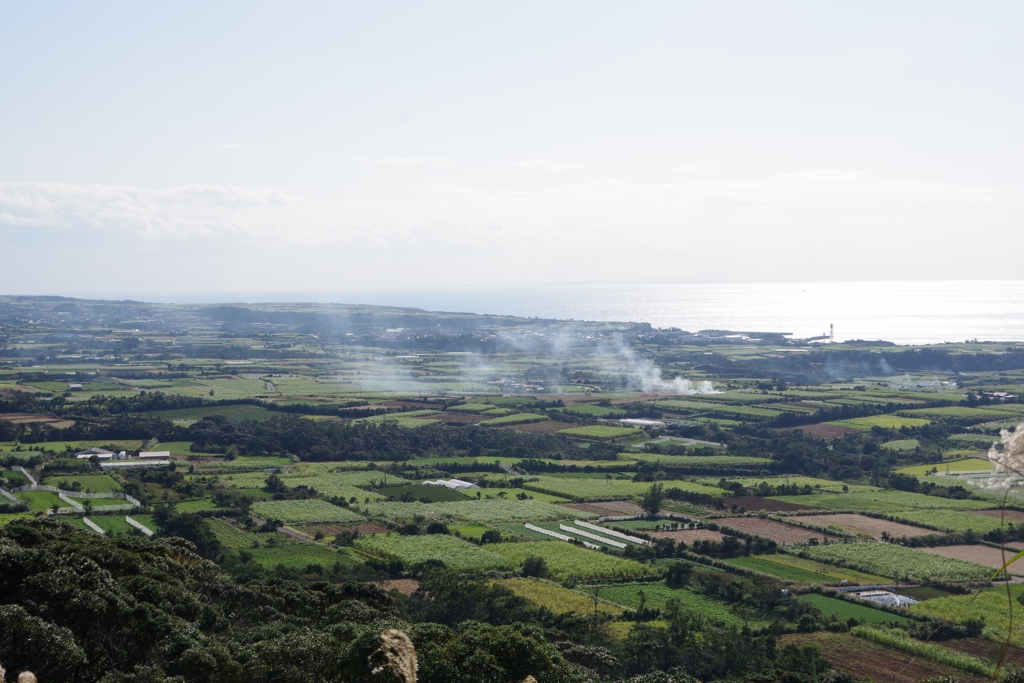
[1,1,1021,298]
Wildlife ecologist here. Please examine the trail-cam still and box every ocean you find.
[98,279,1024,346]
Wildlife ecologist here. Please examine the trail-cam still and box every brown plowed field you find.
[503,420,577,433]
[647,529,727,543]
[594,500,646,515]
[795,513,941,539]
[941,638,1024,667]
[562,503,627,516]
[723,496,821,512]
[716,517,840,544]
[919,544,1024,572]
[970,509,1024,523]
[381,401,444,409]
[0,413,75,428]
[779,632,987,683]
[779,423,860,440]
[372,579,421,596]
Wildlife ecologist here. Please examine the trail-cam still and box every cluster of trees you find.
[0,519,863,683]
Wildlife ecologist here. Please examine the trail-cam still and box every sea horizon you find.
[30,278,1024,347]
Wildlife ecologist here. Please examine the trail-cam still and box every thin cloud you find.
[514,160,590,171]
[216,144,253,150]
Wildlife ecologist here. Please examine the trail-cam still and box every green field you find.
[555,405,627,417]
[827,415,932,430]
[797,593,912,625]
[581,581,774,629]
[15,490,67,512]
[948,433,1003,447]
[174,498,219,513]
[771,489,991,513]
[446,404,497,414]
[363,501,456,523]
[478,413,549,426]
[486,541,657,581]
[723,555,889,584]
[910,589,1024,647]
[84,515,134,535]
[497,578,624,614]
[898,406,1021,422]
[449,522,494,540]
[351,409,442,423]
[246,543,351,570]
[376,485,470,502]
[207,518,254,547]
[435,498,595,524]
[250,499,365,524]
[628,454,772,468]
[880,439,920,452]
[0,451,44,462]
[892,509,1009,533]
[523,475,724,501]
[898,459,992,475]
[0,512,37,525]
[802,542,993,582]
[354,533,514,571]
[557,426,641,439]
[42,474,122,493]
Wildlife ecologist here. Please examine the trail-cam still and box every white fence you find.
[0,488,18,504]
[126,516,154,536]
[8,484,141,512]
[524,523,600,549]
[560,524,627,548]
[575,520,650,546]
[82,517,104,533]
[11,466,36,485]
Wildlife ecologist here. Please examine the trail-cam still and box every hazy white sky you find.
[1,1,1021,296]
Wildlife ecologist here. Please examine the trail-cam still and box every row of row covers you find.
[524,520,650,549]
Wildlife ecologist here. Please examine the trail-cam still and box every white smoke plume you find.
[611,337,719,394]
